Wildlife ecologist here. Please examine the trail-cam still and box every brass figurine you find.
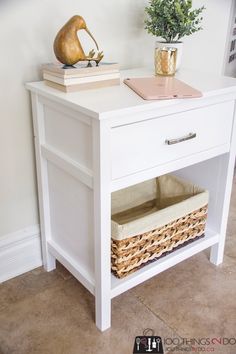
[53,15,104,68]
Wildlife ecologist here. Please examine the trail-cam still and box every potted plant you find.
[145,0,205,70]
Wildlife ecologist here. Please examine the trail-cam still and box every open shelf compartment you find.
[111,227,219,298]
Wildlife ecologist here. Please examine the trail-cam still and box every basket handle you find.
[165,132,196,145]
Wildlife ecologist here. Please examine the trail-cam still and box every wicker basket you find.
[111,174,208,278]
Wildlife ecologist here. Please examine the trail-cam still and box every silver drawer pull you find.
[165,132,197,145]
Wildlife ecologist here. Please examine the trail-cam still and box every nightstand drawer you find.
[111,101,234,179]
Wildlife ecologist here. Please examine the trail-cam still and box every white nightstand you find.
[26,67,236,331]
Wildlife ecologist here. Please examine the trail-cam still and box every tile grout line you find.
[134,293,184,340]
[134,294,187,353]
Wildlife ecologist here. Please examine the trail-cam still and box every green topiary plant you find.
[145,0,205,43]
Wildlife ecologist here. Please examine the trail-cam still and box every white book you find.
[43,72,121,86]
[42,62,119,76]
[43,69,119,79]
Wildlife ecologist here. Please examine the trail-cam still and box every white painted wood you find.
[39,96,92,126]
[174,111,236,266]
[47,163,95,279]
[111,228,219,298]
[111,101,234,179]
[92,119,112,331]
[109,93,236,127]
[41,144,93,189]
[48,240,95,295]
[43,103,92,169]
[26,68,236,120]
[31,93,56,271]
[174,156,228,233]
[210,104,236,265]
[26,68,236,332]
[111,145,231,192]
[209,155,234,265]
[0,225,42,283]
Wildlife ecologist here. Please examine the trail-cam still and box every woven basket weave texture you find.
[111,175,208,278]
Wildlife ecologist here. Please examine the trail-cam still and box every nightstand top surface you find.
[26,67,236,119]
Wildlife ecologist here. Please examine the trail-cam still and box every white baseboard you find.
[0,225,42,283]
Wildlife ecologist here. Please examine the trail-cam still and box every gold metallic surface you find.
[155,47,177,76]
[53,15,104,66]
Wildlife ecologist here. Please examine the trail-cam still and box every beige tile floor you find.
[0,178,236,354]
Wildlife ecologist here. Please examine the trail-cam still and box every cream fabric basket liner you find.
[111,174,209,241]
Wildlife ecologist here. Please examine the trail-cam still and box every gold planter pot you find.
[155,47,177,76]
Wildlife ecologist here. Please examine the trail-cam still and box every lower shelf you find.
[48,228,219,301]
[111,228,219,298]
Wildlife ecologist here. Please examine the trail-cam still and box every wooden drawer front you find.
[111,101,234,179]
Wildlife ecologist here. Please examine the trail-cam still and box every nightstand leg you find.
[31,92,56,273]
[94,259,111,331]
[210,242,225,265]
[37,157,56,273]
[93,120,111,331]
[210,152,236,266]
[94,196,111,331]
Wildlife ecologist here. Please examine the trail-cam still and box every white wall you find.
[0,0,233,238]
[183,0,232,75]
[224,0,236,77]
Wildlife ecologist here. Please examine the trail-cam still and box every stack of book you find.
[42,62,120,92]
